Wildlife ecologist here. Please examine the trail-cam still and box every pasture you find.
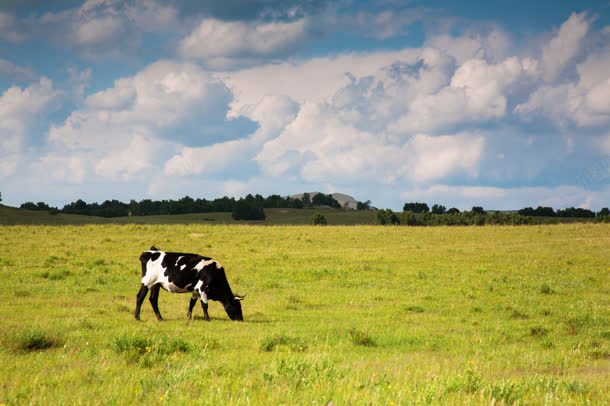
[0,224,608,404]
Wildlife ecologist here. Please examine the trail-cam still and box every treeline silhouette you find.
[19,193,345,219]
[376,203,610,226]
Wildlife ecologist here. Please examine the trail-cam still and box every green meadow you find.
[0,224,608,404]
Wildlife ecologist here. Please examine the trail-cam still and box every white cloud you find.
[391,56,537,134]
[0,78,59,177]
[425,28,512,65]
[255,102,485,184]
[516,51,610,127]
[223,48,422,112]
[541,12,590,82]
[46,60,232,180]
[164,95,299,176]
[33,153,88,184]
[165,138,254,176]
[95,133,163,179]
[35,0,181,60]
[179,17,309,69]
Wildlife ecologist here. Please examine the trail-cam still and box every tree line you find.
[376,202,610,226]
[18,193,353,219]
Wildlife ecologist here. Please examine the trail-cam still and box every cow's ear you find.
[234,295,245,301]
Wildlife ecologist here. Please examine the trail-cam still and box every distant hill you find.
[290,192,359,209]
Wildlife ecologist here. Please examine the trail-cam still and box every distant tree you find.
[399,211,420,226]
[402,202,429,213]
[518,207,535,216]
[557,207,595,218]
[232,199,266,221]
[20,202,38,210]
[0,192,2,202]
[291,198,304,209]
[431,204,446,214]
[533,206,556,217]
[311,193,341,208]
[377,209,399,225]
[311,212,327,225]
[447,207,460,214]
[356,200,372,210]
[20,201,57,212]
[302,193,311,208]
[471,206,486,215]
[598,207,610,217]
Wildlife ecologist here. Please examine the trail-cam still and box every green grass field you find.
[0,204,378,226]
[0,224,608,404]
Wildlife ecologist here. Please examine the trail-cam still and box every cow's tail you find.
[139,251,155,277]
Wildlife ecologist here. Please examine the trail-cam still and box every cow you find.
[135,246,244,321]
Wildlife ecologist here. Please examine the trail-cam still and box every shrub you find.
[540,283,555,294]
[311,212,327,225]
[14,328,63,352]
[376,209,399,225]
[405,305,425,313]
[530,326,549,337]
[349,329,376,347]
[40,269,71,280]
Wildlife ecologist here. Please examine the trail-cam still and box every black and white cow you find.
[135,246,244,321]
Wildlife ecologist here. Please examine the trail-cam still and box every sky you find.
[1,0,610,211]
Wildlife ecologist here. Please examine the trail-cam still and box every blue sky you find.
[1,0,610,210]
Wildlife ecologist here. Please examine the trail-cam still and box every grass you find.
[0,204,378,225]
[0,223,608,404]
[11,328,63,352]
[260,334,308,352]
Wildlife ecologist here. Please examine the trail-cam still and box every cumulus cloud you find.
[10,0,182,60]
[516,51,610,128]
[425,28,512,65]
[179,17,310,69]
[164,95,299,176]
[46,60,233,180]
[0,78,59,177]
[223,48,423,114]
[255,102,485,184]
[391,56,538,134]
[541,12,590,82]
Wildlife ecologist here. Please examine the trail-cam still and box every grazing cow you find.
[135,246,244,321]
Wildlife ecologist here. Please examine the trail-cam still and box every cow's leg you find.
[187,293,198,319]
[135,284,149,321]
[149,284,163,321]
[199,291,210,321]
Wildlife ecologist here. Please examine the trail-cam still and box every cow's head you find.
[224,295,244,321]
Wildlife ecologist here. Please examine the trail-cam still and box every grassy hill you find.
[0,205,378,226]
